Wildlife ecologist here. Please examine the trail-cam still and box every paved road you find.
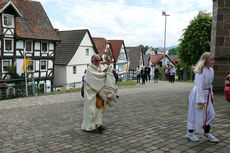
[0,81,230,153]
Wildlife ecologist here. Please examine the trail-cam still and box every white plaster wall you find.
[35,42,40,50]
[35,51,40,56]
[54,65,67,86]
[41,72,46,77]
[49,43,54,50]
[35,60,40,71]
[16,40,23,49]
[46,80,51,92]
[68,32,96,66]
[48,60,53,69]
[66,64,87,84]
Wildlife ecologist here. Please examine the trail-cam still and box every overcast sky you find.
[37,0,212,48]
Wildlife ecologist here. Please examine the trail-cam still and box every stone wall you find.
[211,0,230,92]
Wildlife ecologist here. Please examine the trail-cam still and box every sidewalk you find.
[0,81,229,152]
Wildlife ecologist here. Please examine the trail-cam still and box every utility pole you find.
[162,10,169,67]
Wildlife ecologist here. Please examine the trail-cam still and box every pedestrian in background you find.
[81,70,86,97]
[154,65,159,83]
[165,67,168,80]
[145,64,151,81]
[112,69,118,85]
[186,52,218,143]
[113,69,119,98]
[169,66,176,83]
[167,66,171,82]
[179,67,184,80]
[141,67,146,85]
[136,66,141,83]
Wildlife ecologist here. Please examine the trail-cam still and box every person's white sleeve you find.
[195,73,205,103]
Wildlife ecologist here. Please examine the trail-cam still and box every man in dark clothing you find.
[179,67,184,80]
[141,67,146,85]
[112,69,119,98]
[145,65,151,81]
[112,69,119,84]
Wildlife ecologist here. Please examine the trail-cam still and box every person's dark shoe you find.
[98,125,105,133]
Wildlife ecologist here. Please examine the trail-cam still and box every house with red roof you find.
[150,54,177,67]
[0,0,60,97]
[109,40,129,81]
[92,37,114,68]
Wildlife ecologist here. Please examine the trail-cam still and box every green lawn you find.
[117,80,137,86]
[43,80,137,95]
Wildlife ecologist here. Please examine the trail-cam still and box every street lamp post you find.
[162,10,169,67]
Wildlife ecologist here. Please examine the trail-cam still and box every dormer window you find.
[2,14,14,28]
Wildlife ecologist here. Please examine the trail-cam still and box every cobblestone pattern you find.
[0,81,229,152]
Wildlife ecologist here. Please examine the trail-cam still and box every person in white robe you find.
[81,54,117,133]
[186,52,218,142]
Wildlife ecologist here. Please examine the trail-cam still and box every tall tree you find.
[138,44,150,55]
[168,48,178,55]
[177,11,212,66]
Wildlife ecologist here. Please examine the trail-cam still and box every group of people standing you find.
[136,65,185,84]
[136,64,160,84]
[136,65,151,84]
[165,65,176,83]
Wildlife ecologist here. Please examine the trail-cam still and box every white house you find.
[54,29,98,90]
[157,49,168,55]
[145,47,155,55]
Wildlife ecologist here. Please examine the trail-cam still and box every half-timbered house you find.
[109,40,129,81]
[0,0,60,98]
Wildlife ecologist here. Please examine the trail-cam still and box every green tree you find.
[177,11,212,66]
[168,48,178,55]
[138,44,150,54]
[6,65,27,79]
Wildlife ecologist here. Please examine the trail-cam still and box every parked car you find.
[224,74,230,102]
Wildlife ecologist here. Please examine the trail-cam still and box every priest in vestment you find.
[81,54,117,133]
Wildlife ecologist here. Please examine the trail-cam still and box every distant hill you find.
[155,46,177,49]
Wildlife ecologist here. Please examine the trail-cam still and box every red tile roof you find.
[92,37,109,56]
[150,54,164,66]
[1,0,60,41]
[170,57,179,65]
[157,49,168,52]
[93,37,115,65]
[108,40,124,62]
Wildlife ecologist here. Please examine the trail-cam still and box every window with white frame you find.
[2,14,14,28]
[42,42,48,52]
[26,41,33,52]
[73,66,76,74]
[40,60,47,70]
[85,48,89,56]
[2,60,11,72]
[28,60,35,72]
[4,39,13,52]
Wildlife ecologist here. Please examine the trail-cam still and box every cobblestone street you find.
[0,81,230,153]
